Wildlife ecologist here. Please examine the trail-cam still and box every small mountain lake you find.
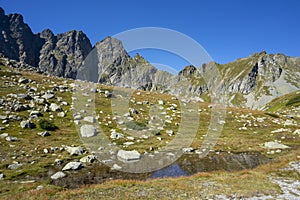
[46,152,270,189]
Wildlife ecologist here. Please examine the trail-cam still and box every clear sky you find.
[1,0,300,71]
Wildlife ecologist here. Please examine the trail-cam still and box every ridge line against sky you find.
[1,0,300,71]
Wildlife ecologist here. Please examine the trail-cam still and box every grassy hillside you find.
[0,63,299,199]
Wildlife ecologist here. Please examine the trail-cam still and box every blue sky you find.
[1,0,300,71]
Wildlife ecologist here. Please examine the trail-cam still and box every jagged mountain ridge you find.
[0,7,92,78]
[0,7,299,109]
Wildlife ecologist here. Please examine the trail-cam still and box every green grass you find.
[286,95,300,106]
[0,63,299,199]
[39,119,58,131]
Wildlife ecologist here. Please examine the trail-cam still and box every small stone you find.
[110,132,124,139]
[117,150,141,161]
[62,161,82,171]
[18,77,29,84]
[42,93,55,100]
[80,155,97,163]
[20,120,36,129]
[30,111,43,117]
[54,159,63,165]
[293,129,300,135]
[83,116,96,123]
[111,164,122,170]
[263,141,290,149]
[51,171,66,180]
[0,133,9,138]
[80,124,97,137]
[43,148,49,154]
[166,130,174,136]
[66,146,84,156]
[50,103,61,112]
[37,131,50,137]
[36,185,43,190]
[0,173,5,180]
[6,136,18,142]
[104,90,112,98]
[158,100,164,105]
[182,147,194,153]
[8,163,22,170]
[57,112,65,117]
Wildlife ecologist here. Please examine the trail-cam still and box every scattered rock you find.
[104,90,112,98]
[18,77,29,84]
[117,150,141,161]
[30,111,43,117]
[110,131,124,139]
[42,93,55,100]
[57,112,65,117]
[36,185,43,190]
[0,133,9,138]
[8,163,23,170]
[182,147,194,153]
[66,146,84,156]
[37,131,50,137]
[263,141,290,149]
[158,100,164,105]
[62,161,82,171]
[0,173,5,180]
[83,116,96,123]
[80,124,97,137]
[20,120,36,129]
[6,136,18,142]
[293,129,300,135]
[111,164,122,170]
[271,128,289,133]
[49,103,61,112]
[50,171,66,180]
[80,155,97,163]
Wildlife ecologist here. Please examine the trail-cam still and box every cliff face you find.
[38,29,92,78]
[0,7,43,66]
[0,7,92,78]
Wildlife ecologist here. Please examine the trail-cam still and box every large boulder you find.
[80,124,97,137]
[50,171,66,180]
[20,120,36,129]
[62,161,82,171]
[117,150,141,161]
[65,146,84,156]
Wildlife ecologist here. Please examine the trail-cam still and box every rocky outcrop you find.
[38,29,92,78]
[0,7,92,78]
[0,7,43,66]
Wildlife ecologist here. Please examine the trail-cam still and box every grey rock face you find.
[0,8,43,66]
[0,8,92,78]
[39,29,92,78]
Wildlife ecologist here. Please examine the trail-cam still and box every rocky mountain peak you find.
[178,65,197,77]
[0,7,4,18]
[40,29,55,41]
